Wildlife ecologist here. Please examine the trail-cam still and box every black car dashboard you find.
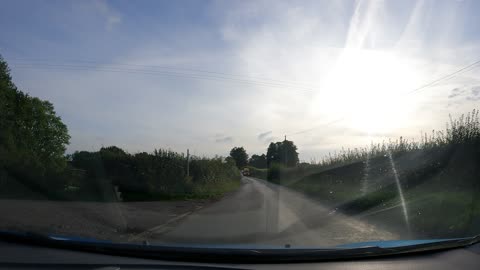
[0,240,479,270]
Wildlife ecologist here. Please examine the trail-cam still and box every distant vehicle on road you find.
[242,167,250,176]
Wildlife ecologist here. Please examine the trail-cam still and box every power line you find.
[10,57,480,137]
[11,62,318,96]
[11,57,323,88]
[287,117,345,136]
[406,59,480,95]
[9,58,322,93]
[285,58,480,137]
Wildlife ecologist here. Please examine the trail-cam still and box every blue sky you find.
[1,0,479,160]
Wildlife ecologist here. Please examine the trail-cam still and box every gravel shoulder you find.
[0,199,213,242]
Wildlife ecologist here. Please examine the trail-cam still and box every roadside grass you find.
[247,166,268,180]
[406,190,480,237]
[359,185,480,238]
[119,180,241,201]
[260,110,480,237]
[275,162,479,238]
[189,179,242,199]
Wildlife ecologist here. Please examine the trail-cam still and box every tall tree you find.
[229,146,248,168]
[0,55,17,170]
[266,140,299,168]
[0,55,70,175]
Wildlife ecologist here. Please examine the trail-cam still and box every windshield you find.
[0,0,479,254]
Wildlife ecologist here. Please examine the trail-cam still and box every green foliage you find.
[248,154,267,169]
[229,146,248,168]
[0,55,71,197]
[246,166,268,179]
[266,111,480,238]
[0,55,70,169]
[267,163,283,183]
[70,146,240,201]
[0,55,242,201]
[266,140,299,168]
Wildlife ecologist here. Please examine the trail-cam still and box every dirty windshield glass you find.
[0,0,479,250]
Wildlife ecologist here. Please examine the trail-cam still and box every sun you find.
[311,49,423,135]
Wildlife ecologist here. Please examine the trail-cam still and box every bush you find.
[247,166,267,179]
[267,163,282,183]
[67,147,241,201]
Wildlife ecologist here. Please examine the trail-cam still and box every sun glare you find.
[311,49,423,135]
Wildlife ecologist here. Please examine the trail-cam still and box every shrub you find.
[68,147,240,201]
[267,163,283,183]
[246,166,268,179]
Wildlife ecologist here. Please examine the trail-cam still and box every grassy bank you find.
[263,111,480,238]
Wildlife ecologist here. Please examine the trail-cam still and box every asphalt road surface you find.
[0,198,210,243]
[143,177,399,247]
[1,177,402,247]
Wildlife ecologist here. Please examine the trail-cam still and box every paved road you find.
[0,199,210,242]
[147,177,398,248]
[1,177,401,247]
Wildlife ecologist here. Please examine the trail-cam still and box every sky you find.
[1,0,479,161]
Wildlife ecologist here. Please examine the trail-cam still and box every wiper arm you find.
[0,230,479,263]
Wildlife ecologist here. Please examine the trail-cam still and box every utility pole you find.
[284,135,288,166]
[186,149,190,177]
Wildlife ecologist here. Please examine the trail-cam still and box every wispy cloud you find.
[263,136,276,144]
[466,86,480,101]
[448,86,480,101]
[215,136,233,143]
[106,14,121,31]
[94,0,122,31]
[448,87,466,99]
[472,86,480,96]
[257,131,277,144]
[257,131,272,141]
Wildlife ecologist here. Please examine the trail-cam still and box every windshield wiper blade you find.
[0,230,479,263]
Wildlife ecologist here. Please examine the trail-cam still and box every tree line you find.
[228,140,300,169]
[0,55,240,201]
[69,146,240,200]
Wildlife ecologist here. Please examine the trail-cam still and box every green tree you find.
[229,146,248,168]
[266,140,299,168]
[0,56,17,170]
[248,154,267,168]
[0,55,70,177]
